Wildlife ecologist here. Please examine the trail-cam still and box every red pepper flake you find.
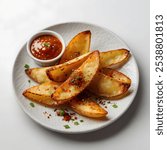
[63,113,71,121]
[55,108,77,122]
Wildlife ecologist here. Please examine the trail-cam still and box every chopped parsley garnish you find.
[71,119,75,121]
[64,125,70,129]
[24,64,30,69]
[43,42,50,47]
[80,120,84,123]
[30,102,35,107]
[28,80,31,83]
[112,104,118,108]
[59,109,65,116]
[74,121,79,125]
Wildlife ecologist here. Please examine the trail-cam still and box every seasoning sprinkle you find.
[43,42,50,47]
[30,102,35,107]
[80,120,84,123]
[64,125,70,129]
[59,109,65,116]
[24,64,30,69]
[74,121,79,125]
[112,104,118,108]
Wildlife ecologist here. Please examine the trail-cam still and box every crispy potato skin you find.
[52,51,100,101]
[88,72,130,99]
[59,30,91,64]
[46,52,91,82]
[100,68,131,84]
[22,81,66,107]
[100,49,130,68]
[70,97,107,118]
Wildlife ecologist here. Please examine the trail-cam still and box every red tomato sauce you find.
[30,35,62,60]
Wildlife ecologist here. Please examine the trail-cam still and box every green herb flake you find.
[80,120,84,123]
[30,102,35,107]
[24,64,30,69]
[59,109,65,116]
[43,42,50,47]
[28,80,31,83]
[112,104,118,108]
[64,125,70,129]
[74,121,79,126]
[71,119,75,121]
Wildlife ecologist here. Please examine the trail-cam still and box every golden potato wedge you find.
[100,49,130,68]
[88,72,130,98]
[23,81,66,107]
[25,67,51,84]
[59,30,91,64]
[26,49,129,83]
[26,52,91,83]
[47,52,91,82]
[70,97,107,118]
[52,51,100,101]
[100,68,131,84]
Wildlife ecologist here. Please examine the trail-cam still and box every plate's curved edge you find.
[12,21,140,134]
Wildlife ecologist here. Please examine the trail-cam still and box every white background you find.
[0,0,149,150]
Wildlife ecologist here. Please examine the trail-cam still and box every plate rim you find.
[12,21,139,134]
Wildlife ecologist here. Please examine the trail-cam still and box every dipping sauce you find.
[30,35,62,60]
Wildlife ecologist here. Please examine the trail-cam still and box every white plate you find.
[12,22,139,134]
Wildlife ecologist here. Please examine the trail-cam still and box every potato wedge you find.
[59,30,91,64]
[23,81,66,107]
[100,49,130,68]
[88,72,130,98]
[47,52,91,82]
[26,49,129,83]
[25,67,51,84]
[70,97,107,118]
[52,51,100,101]
[100,68,131,84]
[26,52,91,83]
